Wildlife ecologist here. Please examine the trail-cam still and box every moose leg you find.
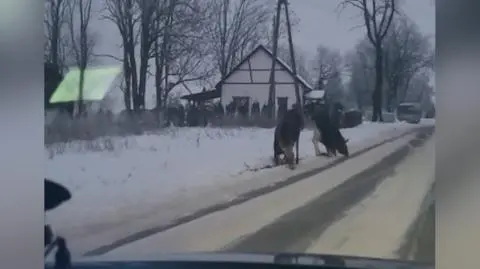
[324,144,333,157]
[283,144,296,169]
[312,128,322,156]
[274,133,286,166]
[278,137,295,169]
[325,148,331,157]
[274,143,281,166]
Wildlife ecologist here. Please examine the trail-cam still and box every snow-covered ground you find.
[86,131,433,260]
[45,120,433,255]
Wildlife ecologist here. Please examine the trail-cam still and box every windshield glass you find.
[45,0,435,267]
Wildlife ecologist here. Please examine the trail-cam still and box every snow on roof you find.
[305,90,325,99]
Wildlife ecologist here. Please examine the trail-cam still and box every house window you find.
[232,96,250,117]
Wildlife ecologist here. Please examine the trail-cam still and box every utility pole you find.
[268,0,303,164]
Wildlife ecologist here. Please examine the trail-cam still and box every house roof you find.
[215,44,314,91]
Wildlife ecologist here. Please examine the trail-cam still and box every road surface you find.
[97,128,434,263]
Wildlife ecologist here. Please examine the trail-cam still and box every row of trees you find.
[44,0,299,116]
[44,0,434,122]
[340,0,434,120]
[44,0,96,115]
[279,0,434,120]
[346,15,434,113]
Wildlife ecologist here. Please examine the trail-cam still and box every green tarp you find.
[49,66,121,103]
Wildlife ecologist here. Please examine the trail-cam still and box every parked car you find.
[396,103,423,124]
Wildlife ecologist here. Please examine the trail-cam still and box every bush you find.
[44,110,166,145]
[363,110,396,123]
[45,108,304,144]
[209,115,277,128]
[383,112,396,122]
[342,110,363,128]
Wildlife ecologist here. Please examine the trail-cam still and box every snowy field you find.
[45,120,433,254]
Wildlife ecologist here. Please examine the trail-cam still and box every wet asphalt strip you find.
[84,126,433,257]
[222,128,434,254]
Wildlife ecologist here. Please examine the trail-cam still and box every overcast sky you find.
[88,0,435,105]
[289,0,435,57]
[92,0,435,62]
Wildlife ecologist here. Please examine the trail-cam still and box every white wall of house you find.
[220,49,306,114]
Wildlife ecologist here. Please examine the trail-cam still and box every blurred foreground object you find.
[45,178,71,212]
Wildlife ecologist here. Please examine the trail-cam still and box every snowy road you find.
[95,127,434,262]
[46,122,433,258]
[305,135,434,261]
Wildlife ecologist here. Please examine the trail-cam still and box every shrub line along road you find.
[87,126,434,262]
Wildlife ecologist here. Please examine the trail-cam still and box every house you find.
[217,45,313,117]
[180,44,313,118]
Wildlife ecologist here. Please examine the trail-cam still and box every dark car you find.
[396,103,423,124]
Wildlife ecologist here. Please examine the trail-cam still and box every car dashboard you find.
[45,252,434,269]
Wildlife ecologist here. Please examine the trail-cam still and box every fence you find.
[45,106,359,145]
[45,111,288,145]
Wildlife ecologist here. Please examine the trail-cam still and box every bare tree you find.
[324,73,346,105]
[103,0,166,111]
[383,16,433,110]
[155,0,215,109]
[264,8,300,50]
[205,0,273,79]
[153,0,170,110]
[102,0,213,112]
[310,45,343,90]
[136,0,166,110]
[339,0,398,122]
[66,0,96,116]
[345,37,375,110]
[44,0,75,116]
[101,0,140,112]
[276,44,312,85]
[309,45,346,109]
[404,70,431,104]
[44,0,69,71]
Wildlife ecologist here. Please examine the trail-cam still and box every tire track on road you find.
[224,129,433,253]
[85,126,433,256]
